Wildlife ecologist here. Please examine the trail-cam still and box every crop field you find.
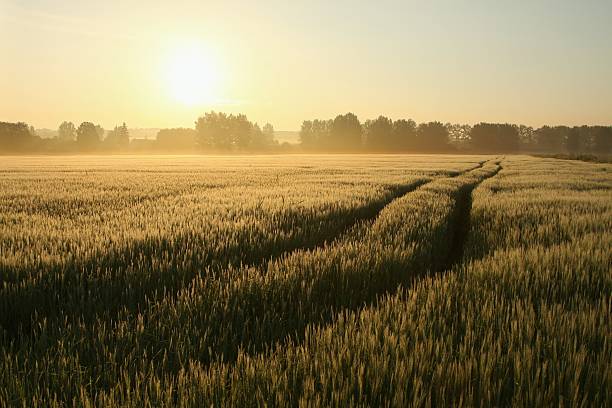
[0,154,610,406]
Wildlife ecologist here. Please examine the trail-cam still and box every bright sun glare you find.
[166,44,220,106]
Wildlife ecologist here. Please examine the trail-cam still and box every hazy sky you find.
[1,0,611,130]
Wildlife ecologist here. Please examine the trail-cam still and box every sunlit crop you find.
[0,155,609,406]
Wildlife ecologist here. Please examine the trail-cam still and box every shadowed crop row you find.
[2,157,489,338]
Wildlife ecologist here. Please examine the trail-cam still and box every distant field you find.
[0,155,609,406]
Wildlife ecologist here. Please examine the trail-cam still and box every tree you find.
[364,116,393,151]
[251,123,277,150]
[117,123,129,145]
[262,123,274,140]
[535,126,566,152]
[58,121,76,142]
[330,113,362,151]
[0,122,37,152]
[566,127,583,153]
[417,121,449,151]
[470,123,496,152]
[497,124,520,152]
[250,123,263,149]
[232,114,253,150]
[156,128,196,151]
[392,119,417,151]
[300,119,332,151]
[592,126,612,154]
[195,111,269,151]
[299,120,315,150]
[446,123,471,150]
[261,123,275,145]
[105,122,130,150]
[196,111,232,150]
[470,123,519,152]
[518,125,535,151]
[76,122,100,150]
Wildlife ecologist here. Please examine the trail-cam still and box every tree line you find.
[0,121,129,153]
[0,113,279,153]
[300,113,611,154]
[1,112,610,154]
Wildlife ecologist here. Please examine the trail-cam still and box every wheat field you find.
[0,155,609,407]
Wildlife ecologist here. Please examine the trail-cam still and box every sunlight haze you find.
[1,0,611,129]
[1,1,611,404]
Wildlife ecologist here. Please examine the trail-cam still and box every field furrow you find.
[0,161,501,402]
[0,159,487,341]
[56,156,606,407]
[2,155,606,406]
[1,178,435,337]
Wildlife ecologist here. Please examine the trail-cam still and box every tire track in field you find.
[110,160,502,372]
[229,160,503,362]
[439,161,502,271]
[2,163,485,340]
[239,160,502,357]
[0,160,498,399]
[251,159,486,268]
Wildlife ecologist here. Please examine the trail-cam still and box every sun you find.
[166,44,220,106]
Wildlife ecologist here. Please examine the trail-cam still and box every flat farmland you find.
[0,155,609,406]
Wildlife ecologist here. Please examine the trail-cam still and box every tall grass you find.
[2,156,489,336]
[1,159,497,401]
[0,155,608,406]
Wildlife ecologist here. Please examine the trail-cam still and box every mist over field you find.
[1,0,611,406]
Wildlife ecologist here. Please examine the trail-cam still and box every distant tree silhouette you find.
[392,119,418,151]
[251,123,277,150]
[262,123,275,144]
[0,122,39,152]
[446,123,471,150]
[195,111,276,151]
[196,112,231,150]
[58,121,76,142]
[471,123,519,152]
[300,119,332,151]
[535,126,567,152]
[592,126,612,154]
[518,125,535,151]
[251,123,263,149]
[497,124,520,152]
[330,113,362,151]
[4,112,610,155]
[156,128,196,151]
[76,122,101,150]
[299,121,313,148]
[105,123,129,150]
[417,121,449,151]
[299,121,315,150]
[232,114,252,150]
[118,123,129,145]
[364,116,393,151]
[566,127,583,153]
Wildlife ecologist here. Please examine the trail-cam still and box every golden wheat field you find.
[0,154,610,407]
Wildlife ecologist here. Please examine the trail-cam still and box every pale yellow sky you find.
[1,0,611,130]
